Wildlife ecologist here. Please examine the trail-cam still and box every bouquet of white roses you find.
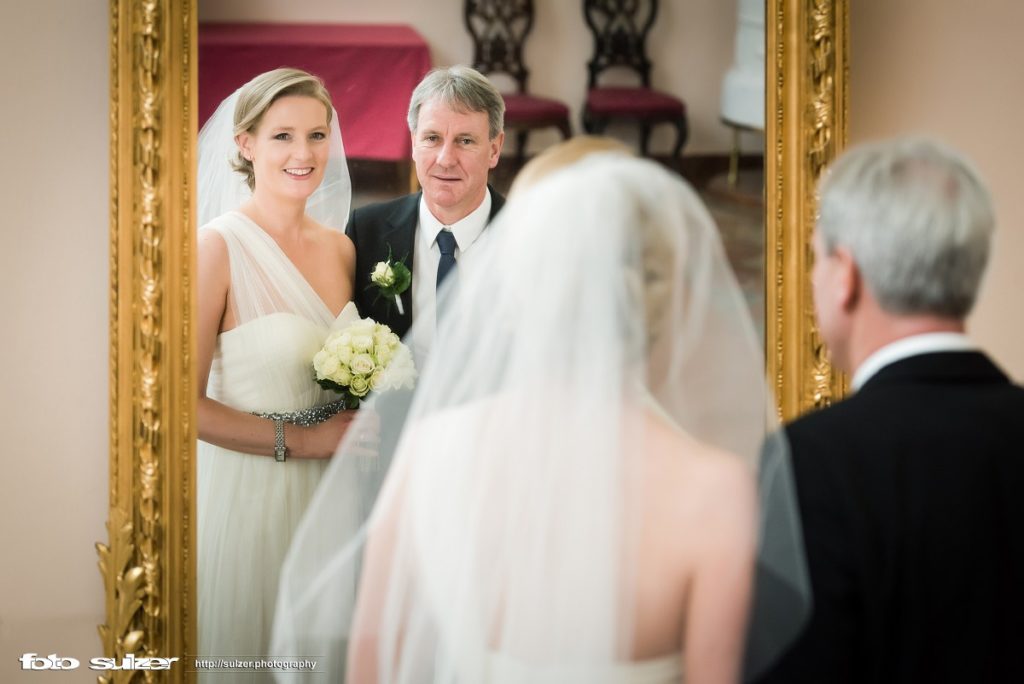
[313,317,417,408]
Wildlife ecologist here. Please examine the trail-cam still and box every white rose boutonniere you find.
[312,316,418,408]
[369,245,412,315]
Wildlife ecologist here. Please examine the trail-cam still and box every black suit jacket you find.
[757,351,1024,684]
[345,187,505,338]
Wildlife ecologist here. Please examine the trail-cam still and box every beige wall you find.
[851,1,1024,380]
[0,1,109,681]
[198,0,761,155]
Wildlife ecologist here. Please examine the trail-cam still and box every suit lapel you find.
[487,184,505,221]
[376,187,504,335]
[378,193,419,334]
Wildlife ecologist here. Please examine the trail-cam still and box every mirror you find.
[101,0,848,677]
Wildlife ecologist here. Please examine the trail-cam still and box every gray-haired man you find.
[757,137,1024,683]
[346,65,506,360]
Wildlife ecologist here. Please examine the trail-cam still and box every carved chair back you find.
[584,0,659,89]
[464,0,535,93]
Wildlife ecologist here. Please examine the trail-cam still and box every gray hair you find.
[407,65,505,139]
[817,137,995,318]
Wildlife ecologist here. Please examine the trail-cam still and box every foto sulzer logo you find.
[20,652,179,671]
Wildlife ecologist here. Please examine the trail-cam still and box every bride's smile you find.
[236,94,330,202]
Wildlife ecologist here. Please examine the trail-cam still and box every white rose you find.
[371,262,395,287]
[313,349,328,373]
[374,344,393,365]
[328,332,351,352]
[350,353,376,376]
[387,332,400,347]
[331,366,352,386]
[369,369,385,391]
[349,375,370,397]
[352,334,374,353]
[318,354,340,377]
[374,329,392,346]
[350,319,375,335]
[336,345,353,364]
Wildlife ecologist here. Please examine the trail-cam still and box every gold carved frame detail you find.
[767,0,849,419]
[101,0,196,679]
[100,1,847,680]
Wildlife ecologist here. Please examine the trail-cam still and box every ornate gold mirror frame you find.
[99,0,846,679]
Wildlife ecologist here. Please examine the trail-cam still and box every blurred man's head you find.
[812,137,995,372]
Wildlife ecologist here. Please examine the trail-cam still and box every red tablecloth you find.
[200,23,432,160]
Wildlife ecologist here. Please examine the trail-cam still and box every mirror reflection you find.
[195,0,766,668]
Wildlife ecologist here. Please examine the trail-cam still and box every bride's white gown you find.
[197,211,358,668]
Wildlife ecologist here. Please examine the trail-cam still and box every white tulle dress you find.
[197,211,358,674]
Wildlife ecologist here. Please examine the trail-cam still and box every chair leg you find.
[583,109,610,135]
[639,123,652,157]
[727,125,740,188]
[557,119,572,140]
[672,116,689,158]
[516,130,529,160]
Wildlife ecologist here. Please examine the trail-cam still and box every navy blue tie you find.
[436,229,458,291]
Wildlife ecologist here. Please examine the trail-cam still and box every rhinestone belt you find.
[250,398,348,427]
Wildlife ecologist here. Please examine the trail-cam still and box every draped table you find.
[199,22,432,166]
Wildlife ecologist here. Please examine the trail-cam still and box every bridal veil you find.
[197,83,351,229]
[272,154,809,682]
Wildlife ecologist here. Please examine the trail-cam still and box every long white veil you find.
[197,88,351,229]
[271,155,809,682]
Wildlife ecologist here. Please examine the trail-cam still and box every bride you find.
[196,68,361,667]
[272,151,809,682]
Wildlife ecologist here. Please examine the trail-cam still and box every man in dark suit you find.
[757,138,1024,683]
[347,66,506,361]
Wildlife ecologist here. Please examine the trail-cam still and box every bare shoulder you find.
[308,218,356,261]
[197,228,229,280]
[196,228,231,330]
[641,411,756,526]
[688,442,756,508]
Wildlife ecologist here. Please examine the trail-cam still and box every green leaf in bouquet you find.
[315,376,346,394]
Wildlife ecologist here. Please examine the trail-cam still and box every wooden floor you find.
[349,155,765,340]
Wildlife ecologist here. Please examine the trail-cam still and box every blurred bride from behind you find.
[273,149,808,683]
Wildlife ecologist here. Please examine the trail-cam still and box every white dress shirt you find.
[410,189,492,365]
[851,332,977,391]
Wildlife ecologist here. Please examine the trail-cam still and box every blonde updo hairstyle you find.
[231,68,333,191]
[508,138,672,349]
[508,135,632,197]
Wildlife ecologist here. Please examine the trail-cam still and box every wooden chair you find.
[464,0,572,159]
[581,0,688,157]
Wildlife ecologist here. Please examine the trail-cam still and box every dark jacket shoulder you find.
[349,192,419,224]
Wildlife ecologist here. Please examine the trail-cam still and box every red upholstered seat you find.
[585,87,685,119]
[502,93,572,124]
[465,0,572,158]
[581,0,688,157]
